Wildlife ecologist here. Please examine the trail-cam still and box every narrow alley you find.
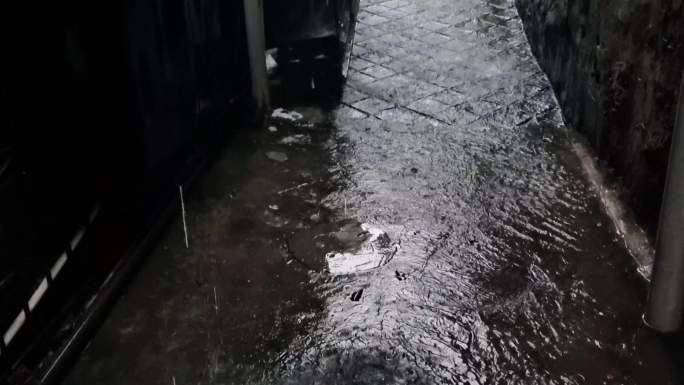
[63,0,682,384]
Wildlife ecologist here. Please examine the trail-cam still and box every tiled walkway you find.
[344,0,554,130]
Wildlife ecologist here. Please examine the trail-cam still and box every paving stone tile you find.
[342,88,369,105]
[460,99,500,116]
[358,50,395,65]
[361,65,397,80]
[439,105,480,124]
[382,58,416,73]
[377,107,424,124]
[441,26,481,42]
[405,69,464,89]
[407,97,451,116]
[358,12,391,26]
[358,38,390,52]
[455,79,505,98]
[376,33,409,46]
[431,90,468,106]
[482,88,523,106]
[421,20,451,32]
[380,0,411,9]
[375,76,444,104]
[355,25,385,42]
[396,37,431,52]
[373,19,411,34]
[350,57,376,71]
[379,8,408,19]
[334,105,369,124]
[440,39,478,53]
[365,4,390,15]
[383,45,410,59]
[352,97,395,115]
[438,11,472,25]
[416,31,453,46]
[482,103,533,127]
[348,70,377,85]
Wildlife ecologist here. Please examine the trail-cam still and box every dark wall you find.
[515,0,684,235]
[2,0,249,377]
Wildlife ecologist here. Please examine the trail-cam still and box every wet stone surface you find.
[65,0,682,384]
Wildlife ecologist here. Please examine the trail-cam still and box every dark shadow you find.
[269,38,346,110]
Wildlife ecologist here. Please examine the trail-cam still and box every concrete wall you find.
[515,0,684,235]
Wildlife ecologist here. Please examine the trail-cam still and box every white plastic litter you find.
[325,224,398,275]
[279,134,311,145]
[271,108,303,121]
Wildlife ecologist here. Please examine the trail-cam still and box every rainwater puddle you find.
[325,223,398,275]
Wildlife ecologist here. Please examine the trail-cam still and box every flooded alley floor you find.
[65,0,682,384]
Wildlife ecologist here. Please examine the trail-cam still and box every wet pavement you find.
[64,0,682,384]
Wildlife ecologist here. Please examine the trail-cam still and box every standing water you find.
[64,0,682,384]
